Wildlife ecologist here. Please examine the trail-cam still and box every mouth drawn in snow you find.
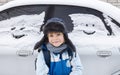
[12,34,26,39]
[83,30,96,35]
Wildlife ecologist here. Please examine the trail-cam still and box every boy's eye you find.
[48,32,62,37]
[56,33,61,36]
[49,34,53,37]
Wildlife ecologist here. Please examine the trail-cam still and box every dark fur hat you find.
[42,18,67,35]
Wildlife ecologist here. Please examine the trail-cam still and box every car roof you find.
[0,0,120,23]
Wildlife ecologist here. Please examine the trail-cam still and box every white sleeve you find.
[70,52,83,75]
[36,50,49,75]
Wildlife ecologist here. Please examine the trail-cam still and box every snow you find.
[0,0,120,55]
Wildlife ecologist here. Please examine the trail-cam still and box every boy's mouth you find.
[52,41,59,44]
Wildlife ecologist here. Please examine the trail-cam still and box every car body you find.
[0,0,120,75]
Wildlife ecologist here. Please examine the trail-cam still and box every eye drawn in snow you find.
[69,14,109,36]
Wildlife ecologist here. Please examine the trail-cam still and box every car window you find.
[1,5,120,36]
[0,5,48,21]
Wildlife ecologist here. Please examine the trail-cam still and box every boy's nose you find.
[53,36,58,39]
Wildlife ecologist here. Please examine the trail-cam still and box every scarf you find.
[46,43,67,54]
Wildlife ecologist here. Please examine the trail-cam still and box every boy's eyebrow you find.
[49,32,61,34]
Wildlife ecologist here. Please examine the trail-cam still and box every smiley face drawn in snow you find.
[82,24,96,35]
[69,14,109,36]
[0,12,45,49]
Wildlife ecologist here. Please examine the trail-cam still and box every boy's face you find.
[48,32,65,47]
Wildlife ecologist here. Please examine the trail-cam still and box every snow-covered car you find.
[0,0,120,75]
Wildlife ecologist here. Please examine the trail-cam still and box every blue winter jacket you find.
[36,45,83,75]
